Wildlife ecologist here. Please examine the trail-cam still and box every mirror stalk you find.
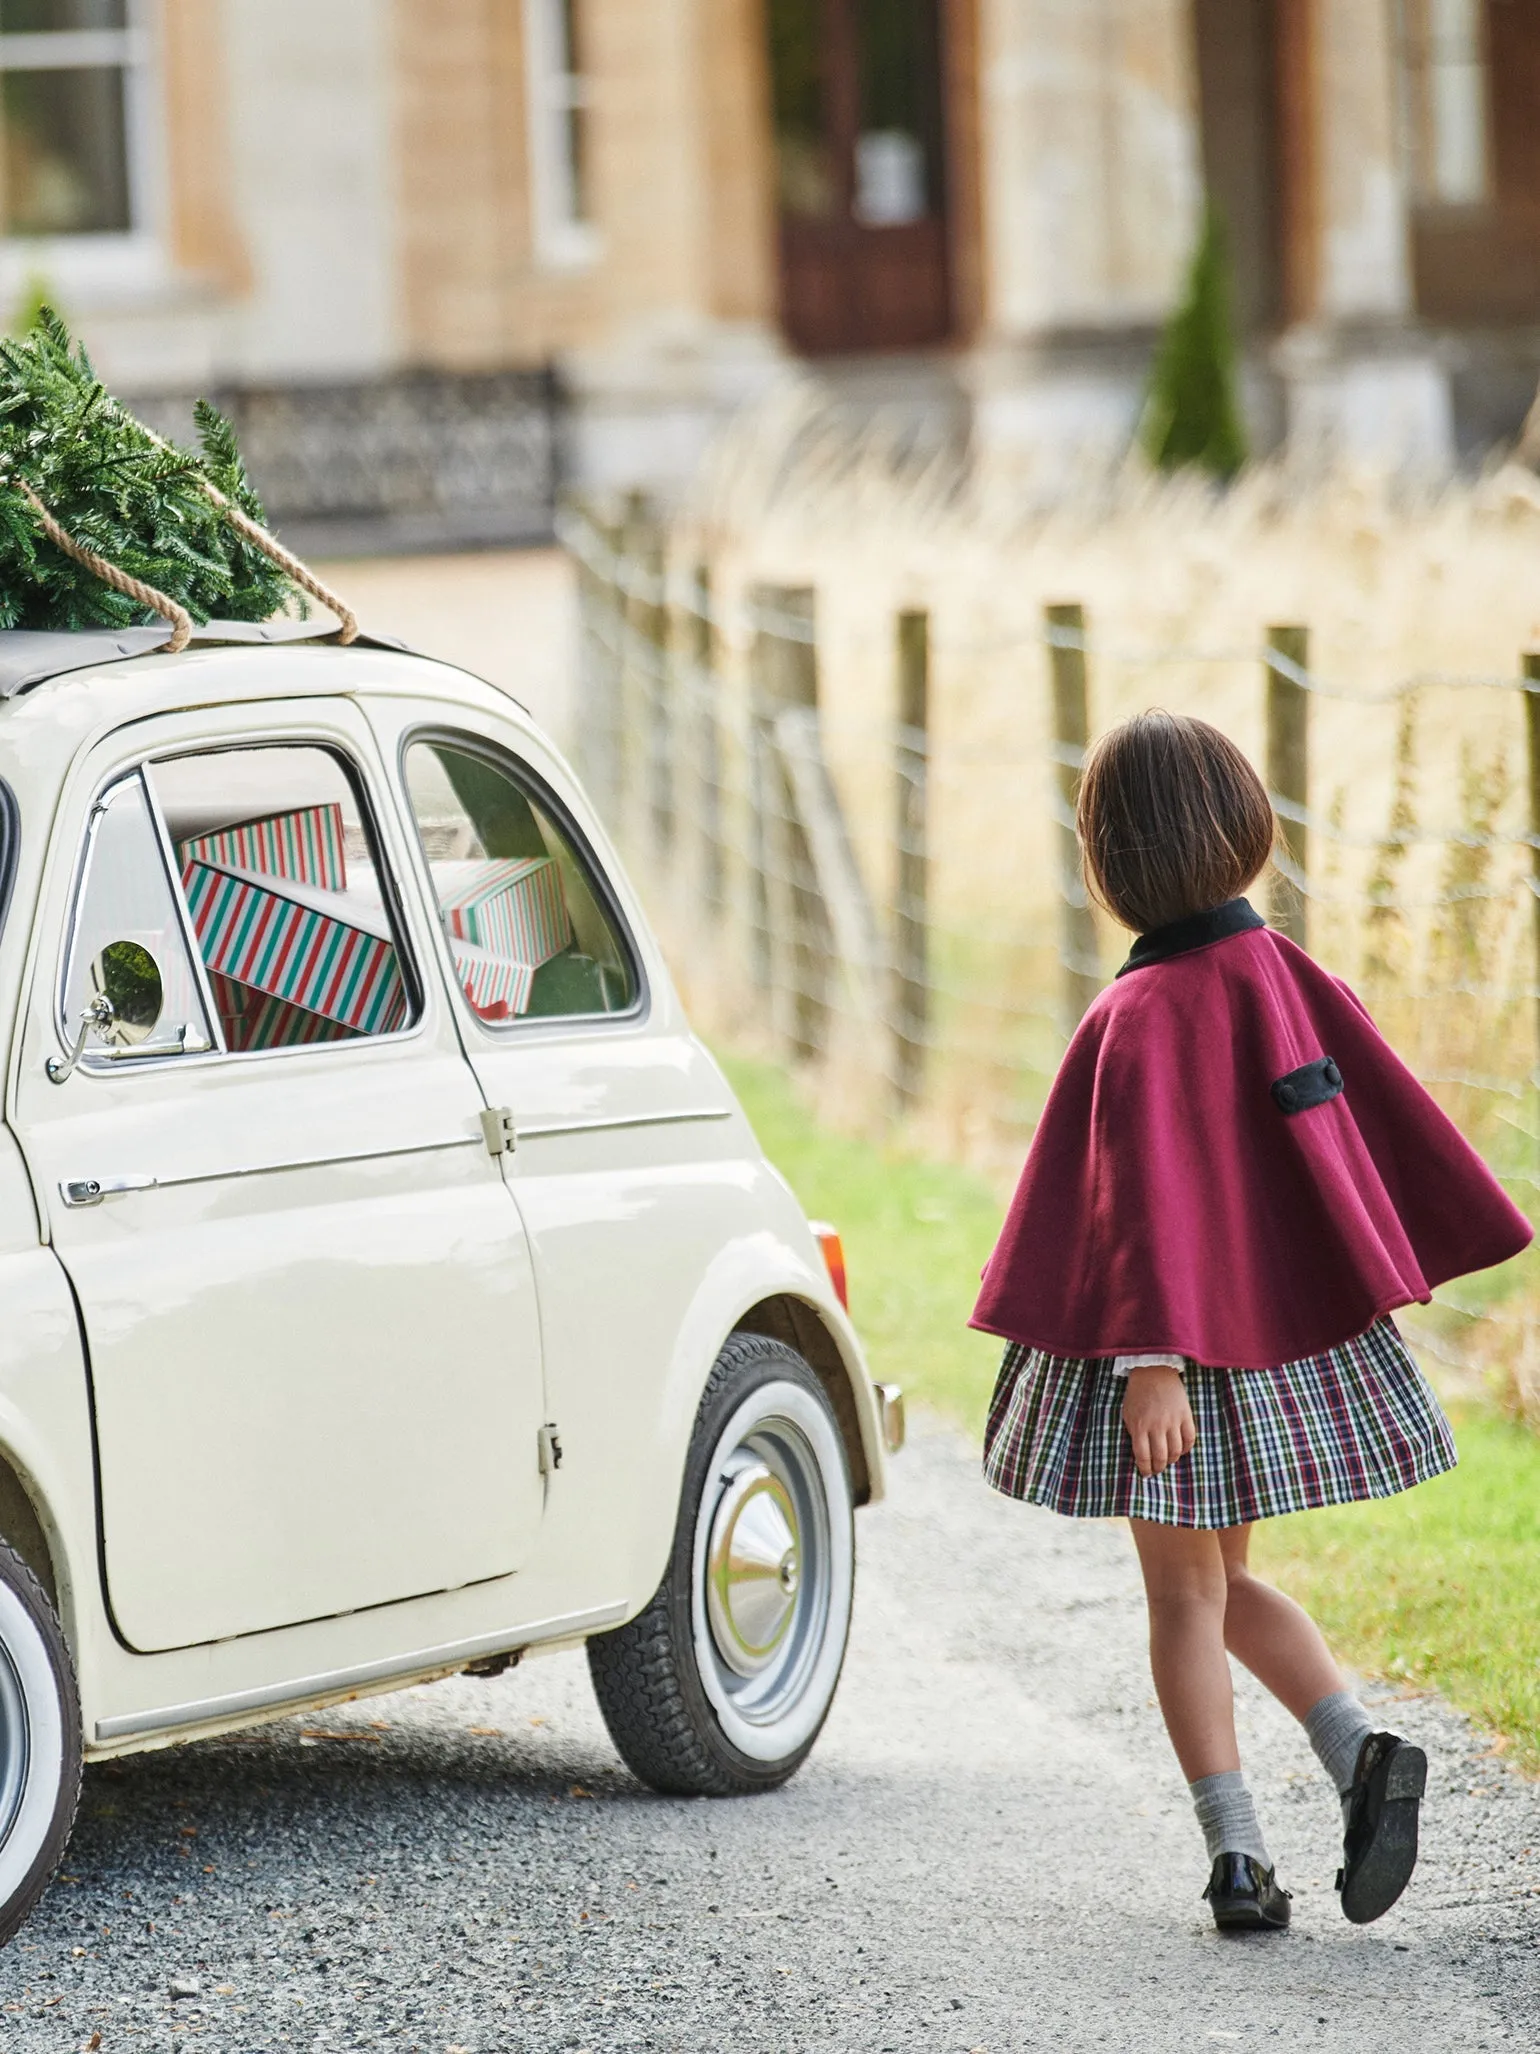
[47,994,116,1085]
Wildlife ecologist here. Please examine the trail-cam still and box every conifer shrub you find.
[9,274,51,340]
[1141,208,1248,481]
[0,309,294,631]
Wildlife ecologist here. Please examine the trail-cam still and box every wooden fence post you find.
[562,490,623,819]
[746,600,775,999]
[749,586,830,1059]
[1524,649,1540,1063]
[619,490,666,860]
[691,565,724,931]
[1046,602,1101,1031]
[1266,624,1310,947]
[894,610,929,1108]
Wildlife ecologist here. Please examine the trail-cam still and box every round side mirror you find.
[89,940,164,1047]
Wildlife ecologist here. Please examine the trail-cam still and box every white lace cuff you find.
[1112,1352,1188,1379]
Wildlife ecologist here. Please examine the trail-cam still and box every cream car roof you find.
[0,644,551,818]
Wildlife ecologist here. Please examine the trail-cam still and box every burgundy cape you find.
[971,901,1532,1369]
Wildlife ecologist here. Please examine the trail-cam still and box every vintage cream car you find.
[0,620,901,1946]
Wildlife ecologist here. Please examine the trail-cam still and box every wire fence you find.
[560,492,1540,1425]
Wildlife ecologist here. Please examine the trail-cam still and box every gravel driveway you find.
[2,1418,1537,2051]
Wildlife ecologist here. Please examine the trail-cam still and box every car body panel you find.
[363,693,832,1602]
[0,1229,103,1651]
[9,698,550,1653]
[0,641,886,1753]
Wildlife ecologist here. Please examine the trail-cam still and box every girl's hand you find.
[1121,1365,1197,1478]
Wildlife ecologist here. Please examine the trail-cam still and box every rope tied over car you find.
[135,420,360,648]
[0,467,196,652]
[1,447,360,655]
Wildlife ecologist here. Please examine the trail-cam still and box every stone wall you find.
[390,0,782,489]
[22,0,1540,517]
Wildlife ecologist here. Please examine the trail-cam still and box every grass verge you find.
[1254,1424,1540,1772]
[721,1051,1005,1429]
[723,1048,1540,1771]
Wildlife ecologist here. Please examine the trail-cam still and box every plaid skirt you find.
[982,1318,1457,1529]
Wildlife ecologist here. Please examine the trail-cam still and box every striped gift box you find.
[183,859,408,1037]
[180,802,347,892]
[208,971,347,1052]
[451,940,536,1020]
[433,857,571,967]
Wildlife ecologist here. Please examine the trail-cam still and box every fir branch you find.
[0,310,295,631]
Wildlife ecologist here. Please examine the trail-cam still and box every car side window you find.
[62,772,217,1059]
[144,745,418,1053]
[403,736,638,1023]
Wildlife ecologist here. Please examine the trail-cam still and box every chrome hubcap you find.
[706,1461,802,1678]
[691,1389,849,1757]
[688,1375,856,1764]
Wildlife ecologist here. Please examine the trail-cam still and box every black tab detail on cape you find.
[1271,1056,1343,1115]
[1117,898,1266,978]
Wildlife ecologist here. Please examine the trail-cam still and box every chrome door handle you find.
[60,1174,158,1208]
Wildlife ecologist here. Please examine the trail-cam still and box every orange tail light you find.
[810,1221,848,1311]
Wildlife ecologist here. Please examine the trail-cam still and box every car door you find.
[367,700,748,1558]
[9,700,547,1654]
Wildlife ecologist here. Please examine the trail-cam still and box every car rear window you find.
[403,735,638,1025]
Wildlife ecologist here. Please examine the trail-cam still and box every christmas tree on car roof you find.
[0,308,349,641]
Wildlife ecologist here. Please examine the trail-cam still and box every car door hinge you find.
[480,1106,517,1156]
[538,1423,564,1477]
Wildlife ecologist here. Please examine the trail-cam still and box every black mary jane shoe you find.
[1202,1853,1292,1932]
[1337,1730,1427,1925]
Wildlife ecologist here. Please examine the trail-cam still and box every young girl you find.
[973,712,1531,1933]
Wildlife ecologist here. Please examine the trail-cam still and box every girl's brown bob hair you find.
[1076,711,1276,934]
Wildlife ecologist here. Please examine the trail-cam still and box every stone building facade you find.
[4,1,1537,539]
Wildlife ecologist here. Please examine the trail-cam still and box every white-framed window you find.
[523,0,600,270]
[0,0,156,243]
[1396,0,1490,208]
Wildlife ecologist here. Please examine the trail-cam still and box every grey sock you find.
[1189,1769,1272,1869]
[1304,1690,1374,1817]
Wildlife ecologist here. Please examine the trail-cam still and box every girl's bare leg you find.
[1216,1523,1343,1720]
[1128,1520,1239,1780]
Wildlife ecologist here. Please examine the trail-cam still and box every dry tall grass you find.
[581,377,1540,1420]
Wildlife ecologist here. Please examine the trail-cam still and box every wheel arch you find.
[0,1452,58,1614]
[732,1293,878,1507]
[583,1231,888,1632]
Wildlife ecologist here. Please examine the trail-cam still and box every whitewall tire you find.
[0,1541,80,1948]
[588,1333,855,1795]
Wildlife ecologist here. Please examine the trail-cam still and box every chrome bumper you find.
[874,1382,906,1455]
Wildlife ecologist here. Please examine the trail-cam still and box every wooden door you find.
[1409,0,1540,323]
[768,0,952,354]
[1192,0,1328,335]
[1488,1,1540,231]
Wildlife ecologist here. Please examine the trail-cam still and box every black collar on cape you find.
[1117,897,1266,978]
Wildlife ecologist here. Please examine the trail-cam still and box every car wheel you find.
[0,1540,81,1949]
[588,1332,855,1796]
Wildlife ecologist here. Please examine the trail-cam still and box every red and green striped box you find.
[433,857,571,967]
[179,802,347,892]
[208,972,349,1052]
[183,860,407,1038]
[451,939,537,1020]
